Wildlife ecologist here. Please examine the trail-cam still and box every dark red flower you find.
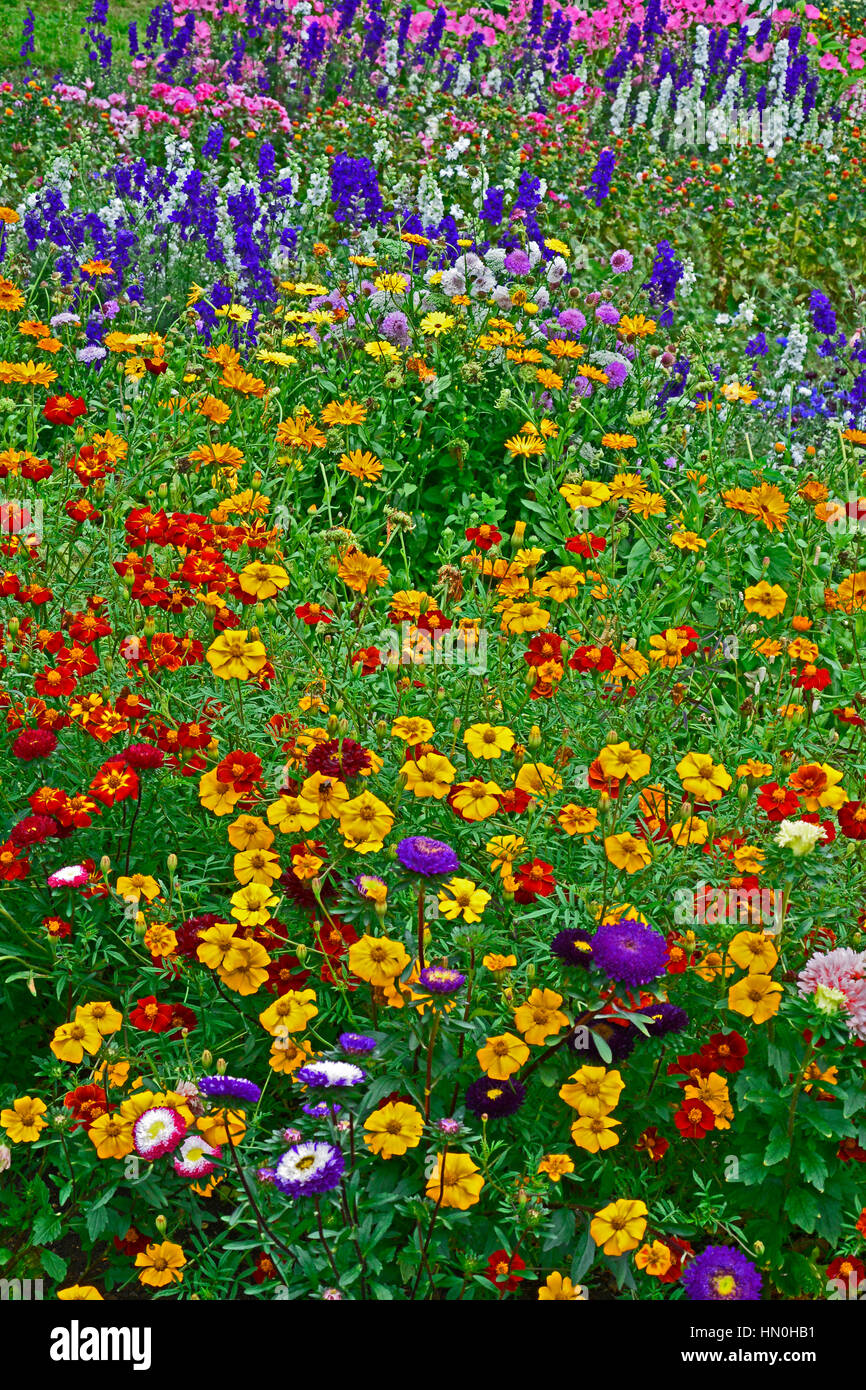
[565,532,606,558]
[43,394,87,426]
[483,1249,526,1292]
[514,858,556,901]
[674,1098,716,1138]
[757,782,800,821]
[12,727,58,761]
[63,1084,109,1130]
[465,524,502,552]
[129,995,174,1033]
[839,801,866,841]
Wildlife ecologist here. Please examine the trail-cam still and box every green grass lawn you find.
[0,1,152,75]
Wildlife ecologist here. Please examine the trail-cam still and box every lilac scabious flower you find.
[296,1061,366,1088]
[595,302,620,326]
[419,966,465,994]
[380,310,409,347]
[274,1141,344,1197]
[551,928,594,968]
[572,374,594,398]
[610,249,633,274]
[397,836,459,877]
[504,248,531,276]
[338,1032,377,1055]
[682,1245,762,1301]
[76,345,107,364]
[604,361,629,388]
[592,918,667,986]
[557,308,586,334]
[465,1076,525,1119]
[198,1074,262,1104]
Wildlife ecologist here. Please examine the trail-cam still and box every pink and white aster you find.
[133,1106,188,1160]
[172,1134,221,1178]
[46,865,89,889]
[797,948,866,1042]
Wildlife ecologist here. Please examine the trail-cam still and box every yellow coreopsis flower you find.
[437,877,490,923]
[477,1032,530,1079]
[463,723,515,759]
[363,1101,424,1158]
[338,790,395,852]
[559,1066,625,1117]
[727,931,779,974]
[205,629,268,680]
[135,1241,186,1288]
[1,1095,48,1142]
[590,1198,648,1255]
[349,934,409,986]
[604,832,652,874]
[514,988,569,1045]
[425,1152,484,1209]
[727,974,782,1023]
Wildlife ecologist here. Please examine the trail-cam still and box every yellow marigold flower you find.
[743,580,787,619]
[205,629,268,681]
[115,872,160,902]
[604,832,652,874]
[230,882,278,926]
[538,1272,585,1300]
[269,1035,313,1073]
[635,1242,673,1276]
[391,715,435,744]
[425,1152,484,1209]
[144,923,177,957]
[451,779,503,821]
[233,847,282,886]
[267,792,320,835]
[727,931,779,974]
[135,1241,186,1288]
[590,1198,648,1255]
[558,804,598,835]
[363,1101,424,1158]
[727,973,782,1023]
[57,1285,104,1300]
[537,1153,575,1182]
[597,741,651,782]
[349,934,409,986]
[515,762,562,799]
[196,922,241,971]
[649,628,691,667]
[463,722,515,759]
[338,790,395,852]
[238,560,290,600]
[1,1095,48,1142]
[498,598,550,634]
[676,752,732,801]
[736,759,773,780]
[196,1110,245,1147]
[514,988,569,1045]
[87,1113,134,1159]
[437,876,490,923]
[485,834,525,874]
[198,769,242,816]
[669,816,709,846]
[259,989,318,1036]
[50,1014,103,1063]
[78,1000,123,1036]
[571,1113,621,1152]
[401,752,456,799]
[482,953,517,972]
[219,936,271,995]
[670,529,706,551]
[559,1066,625,1117]
[476,1032,529,1079]
[559,480,611,509]
[300,770,349,819]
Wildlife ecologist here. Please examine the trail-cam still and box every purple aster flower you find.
[592,918,667,986]
[551,928,594,968]
[595,302,620,326]
[572,375,594,398]
[465,1076,525,1119]
[575,1019,639,1064]
[296,1061,366,1088]
[282,1127,303,1143]
[397,836,459,877]
[198,1074,262,1104]
[504,249,531,276]
[643,1002,689,1036]
[256,1167,277,1184]
[274,1141,345,1197]
[419,966,466,994]
[303,1101,342,1118]
[338,1031,377,1055]
[682,1245,763,1301]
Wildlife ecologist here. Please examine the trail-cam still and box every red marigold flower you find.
[306,738,371,779]
[700,1031,748,1073]
[350,645,381,675]
[252,1251,279,1284]
[43,394,87,426]
[524,631,564,667]
[565,532,606,558]
[514,857,556,901]
[801,812,835,844]
[826,1255,865,1289]
[129,995,174,1033]
[295,603,334,626]
[64,1084,109,1130]
[568,644,616,673]
[674,1098,716,1138]
[496,787,532,814]
[0,840,30,880]
[43,915,72,939]
[757,781,800,820]
[465,524,502,552]
[657,1236,694,1284]
[635,1126,669,1163]
[839,801,866,841]
[12,727,58,760]
[216,749,262,792]
[483,1249,526,1291]
[838,1138,866,1164]
[856,1210,866,1240]
[89,760,140,806]
[114,1226,149,1257]
[791,664,832,691]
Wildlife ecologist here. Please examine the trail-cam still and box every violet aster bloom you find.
[465,1076,525,1119]
[198,1074,262,1104]
[643,1002,689,1036]
[274,1142,345,1197]
[303,1101,342,1118]
[396,836,459,876]
[682,1245,763,1301]
[338,1032,377,1055]
[296,1061,366,1088]
[419,966,466,994]
[609,249,633,274]
[551,928,594,968]
[592,918,667,986]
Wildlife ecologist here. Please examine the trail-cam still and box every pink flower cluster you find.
[798,948,866,1042]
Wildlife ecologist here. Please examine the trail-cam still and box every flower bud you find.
[167,853,178,873]
[201,1050,213,1069]
[528,724,542,751]
[216,1057,227,1074]
[100,854,111,875]
[155,1214,167,1235]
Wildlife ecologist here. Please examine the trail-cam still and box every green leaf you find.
[85,1205,110,1242]
[763,1126,790,1166]
[784,1188,820,1233]
[31,1212,62,1246]
[797,1147,828,1192]
[40,1249,68,1281]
